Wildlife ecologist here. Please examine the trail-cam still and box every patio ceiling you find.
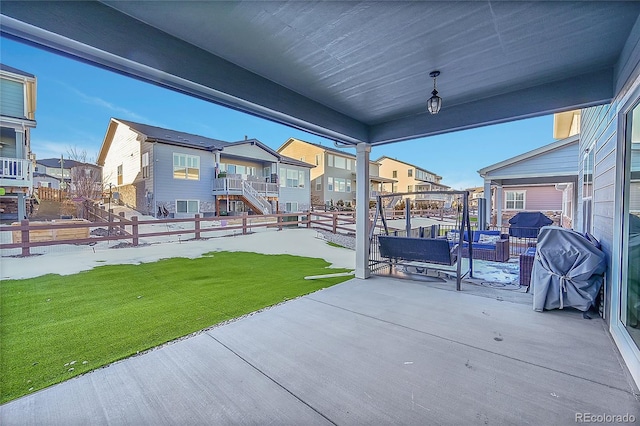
[1,1,640,146]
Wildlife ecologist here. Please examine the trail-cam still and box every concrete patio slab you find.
[2,276,638,425]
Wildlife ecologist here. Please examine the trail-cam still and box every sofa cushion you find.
[473,230,501,243]
[478,234,501,244]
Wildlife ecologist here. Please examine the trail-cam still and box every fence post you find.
[332,213,337,234]
[242,216,248,235]
[306,212,311,228]
[108,209,114,235]
[194,214,201,239]
[132,216,139,246]
[118,212,125,231]
[20,219,30,256]
[277,215,282,231]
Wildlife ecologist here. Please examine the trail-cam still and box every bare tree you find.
[66,146,102,200]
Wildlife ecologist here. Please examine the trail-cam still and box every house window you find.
[327,154,334,167]
[392,170,397,178]
[316,178,322,191]
[176,199,199,214]
[328,177,334,191]
[408,185,413,192]
[408,169,413,177]
[173,153,200,180]
[582,144,595,233]
[315,154,321,166]
[622,100,640,347]
[117,164,123,185]
[285,202,298,212]
[505,191,525,210]
[334,156,346,169]
[280,168,305,188]
[141,152,149,179]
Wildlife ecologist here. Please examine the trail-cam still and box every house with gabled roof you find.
[34,158,101,193]
[277,137,395,208]
[97,118,312,217]
[478,134,580,228]
[376,156,450,206]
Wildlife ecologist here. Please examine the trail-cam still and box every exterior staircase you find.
[241,180,272,214]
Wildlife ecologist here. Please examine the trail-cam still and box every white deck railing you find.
[212,178,278,195]
[0,157,32,188]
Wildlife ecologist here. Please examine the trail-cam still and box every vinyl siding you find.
[153,144,215,210]
[488,142,578,177]
[278,141,326,180]
[102,124,141,188]
[501,185,562,211]
[278,164,311,211]
[0,79,24,118]
[223,143,278,162]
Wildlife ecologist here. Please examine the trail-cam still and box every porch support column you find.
[16,130,26,220]
[211,151,220,216]
[355,142,371,279]
[214,151,221,214]
[496,185,503,228]
[483,179,492,228]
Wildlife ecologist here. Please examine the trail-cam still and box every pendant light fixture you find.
[427,71,442,114]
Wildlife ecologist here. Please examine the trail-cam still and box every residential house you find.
[278,138,394,208]
[478,134,579,228]
[376,156,450,207]
[0,64,36,220]
[465,187,486,211]
[97,118,312,217]
[34,158,102,195]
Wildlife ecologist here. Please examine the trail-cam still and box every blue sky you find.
[1,36,555,190]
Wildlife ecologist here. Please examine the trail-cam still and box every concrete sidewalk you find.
[2,277,638,425]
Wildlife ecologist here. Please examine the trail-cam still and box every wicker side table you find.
[519,247,536,291]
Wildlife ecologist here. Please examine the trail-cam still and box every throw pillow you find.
[478,234,500,244]
[447,231,460,241]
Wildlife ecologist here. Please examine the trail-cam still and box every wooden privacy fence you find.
[0,211,358,256]
[36,187,69,201]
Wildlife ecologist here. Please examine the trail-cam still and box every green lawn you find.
[0,252,352,404]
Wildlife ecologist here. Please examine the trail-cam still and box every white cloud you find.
[56,81,153,123]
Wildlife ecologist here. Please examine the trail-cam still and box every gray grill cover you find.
[532,226,606,312]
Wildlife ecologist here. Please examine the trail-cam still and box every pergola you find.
[2,1,639,278]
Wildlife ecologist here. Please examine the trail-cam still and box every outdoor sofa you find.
[446,229,510,262]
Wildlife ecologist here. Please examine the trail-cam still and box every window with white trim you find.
[582,144,595,233]
[279,167,305,188]
[408,169,413,177]
[117,164,123,185]
[328,177,334,191]
[173,153,200,180]
[141,152,149,179]
[176,199,199,214]
[315,154,321,166]
[285,202,298,212]
[505,191,525,210]
[316,178,322,191]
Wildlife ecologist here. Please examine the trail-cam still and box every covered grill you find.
[532,226,606,313]
[508,211,553,238]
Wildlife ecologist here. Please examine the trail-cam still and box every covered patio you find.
[2,1,640,418]
[1,277,637,424]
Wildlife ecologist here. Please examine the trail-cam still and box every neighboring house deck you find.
[478,134,579,228]
[0,63,37,220]
[97,119,313,217]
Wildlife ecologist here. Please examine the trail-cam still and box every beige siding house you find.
[278,138,393,208]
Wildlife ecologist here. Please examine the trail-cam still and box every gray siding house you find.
[0,64,36,220]
[97,118,312,217]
